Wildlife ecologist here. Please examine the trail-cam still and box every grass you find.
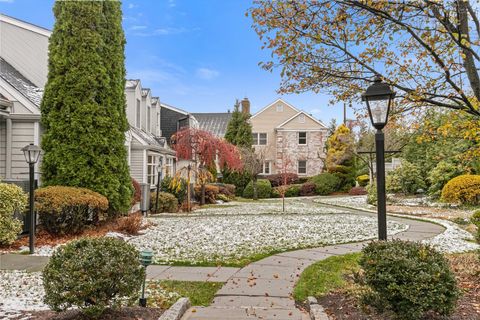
[147,280,223,309]
[293,253,361,303]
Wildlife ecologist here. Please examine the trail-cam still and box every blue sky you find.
[0,0,356,124]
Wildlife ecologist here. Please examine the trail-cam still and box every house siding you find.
[130,148,144,183]
[161,107,187,144]
[10,121,34,179]
[0,119,6,177]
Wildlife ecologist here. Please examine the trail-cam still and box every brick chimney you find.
[241,97,250,115]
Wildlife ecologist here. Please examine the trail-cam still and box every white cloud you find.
[0,0,14,3]
[130,25,147,30]
[309,108,323,114]
[196,68,220,80]
[168,0,176,8]
[127,3,138,9]
[129,27,189,37]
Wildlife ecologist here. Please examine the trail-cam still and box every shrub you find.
[243,179,272,199]
[470,210,480,243]
[285,184,301,197]
[217,194,230,202]
[130,178,141,206]
[366,183,377,205]
[427,161,461,198]
[43,237,144,317]
[441,174,480,205]
[356,174,370,187]
[349,186,367,196]
[297,177,309,184]
[0,183,27,245]
[270,188,281,198]
[150,192,178,213]
[211,183,236,199]
[358,240,459,320]
[300,182,317,196]
[309,173,340,195]
[115,213,143,235]
[35,186,108,235]
[222,169,252,196]
[162,176,187,204]
[194,184,220,204]
[265,173,299,187]
[386,160,426,194]
[329,164,355,192]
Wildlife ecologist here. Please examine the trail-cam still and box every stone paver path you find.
[181,208,444,320]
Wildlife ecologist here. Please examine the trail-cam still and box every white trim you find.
[0,78,40,114]
[0,14,51,38]
[250,98,300,120]
[276,111,327,129]
[130,130,148,146]
[160,102,189,115]
[276,128,326,132]
[252,132,268,145]
[298,131,307,145]
[297,160,307,175]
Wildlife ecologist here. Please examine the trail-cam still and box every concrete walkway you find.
[181,212,444,320]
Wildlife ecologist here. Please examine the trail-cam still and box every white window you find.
[298,114,306,123]
[147,155,158,186]
[165,157,173,176]
[252,133,267,145]
[262,161,271,174]
[298,132,307,145]
[298,160,307,175]
[276,103,283,112]
[136,99,141,127]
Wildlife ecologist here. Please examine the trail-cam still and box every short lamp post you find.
[361,75,396,241]
[154,157,164,213]
[139,250,153,307]
[21,143,41,254]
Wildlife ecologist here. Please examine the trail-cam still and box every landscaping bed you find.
[12,307,164,320]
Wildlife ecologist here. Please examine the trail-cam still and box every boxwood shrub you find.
[43,237,144,317]
[471,210,480,243]
[358,240,459,320]
[441,174,480,205]
[150,191,178,213]
[356,174,370,187]
[0,182,27,245]
[35,186,109,235]
[308,173,340,195]
[242,179,272,199]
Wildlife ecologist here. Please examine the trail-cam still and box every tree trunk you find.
[282,195,285,212]
[253,176,258,200]
[201,183,205,205]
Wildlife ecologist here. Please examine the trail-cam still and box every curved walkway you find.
[181,208,445,320]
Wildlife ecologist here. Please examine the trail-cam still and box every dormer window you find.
[276,104,283,112]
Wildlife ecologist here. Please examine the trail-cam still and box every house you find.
[191,112,232,138]
[250,98,328,176]
[0,14,176,188]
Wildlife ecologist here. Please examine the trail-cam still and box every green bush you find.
[242,179,272,199]
[308,173,340,195]
[35,186,109,235]
[270,188,281,198]
[0,183,27,245]
[427,161,461,198]
[358,240,459,320]
[441,174,480,206]
[194,184,220,204]
[161,176,187,204]
[470,210,480,243]
[356,174,370,187]
[386,160,426,194]
[222,169,252,196]
[217,194,230,202]
[330,164,356,192]
[366,183,377,205]
[299,182,316,196]
[285,184,301,197]
[43,237,144,317]
[150,192,178,213]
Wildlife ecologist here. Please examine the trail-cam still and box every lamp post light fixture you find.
[139,250,153,307]
[154,157,164,214]
[21,143,41,254]
[361,75,396,241]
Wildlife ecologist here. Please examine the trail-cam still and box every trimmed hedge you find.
[358,240,459,320]
[243,179,272,199]
[150,191,178,213]
[35,186,109,235]
[308,173,340,195]
[43,237,144,317]
[356,174,369,187]
[0,183,27,245]
[441,175,480,205]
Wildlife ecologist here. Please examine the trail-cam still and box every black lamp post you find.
[154,157,163,213]
[21,143,41,254]
[361,75,396,241]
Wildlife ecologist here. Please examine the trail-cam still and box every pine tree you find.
[41,0,132,214]
[225,100,253,147]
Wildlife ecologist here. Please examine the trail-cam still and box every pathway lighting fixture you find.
[361,74,396,241]
[139,250,153,307]
[21,143,41,254]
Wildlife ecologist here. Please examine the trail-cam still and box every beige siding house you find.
[250,99,328,176]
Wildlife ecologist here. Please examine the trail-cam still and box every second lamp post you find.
[362,75,396,241]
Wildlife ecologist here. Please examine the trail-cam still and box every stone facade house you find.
[250,98,328,177]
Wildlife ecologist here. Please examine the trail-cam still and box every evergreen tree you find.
[225,100,253,147]
[41,0,132,214]
[325,124,356,191]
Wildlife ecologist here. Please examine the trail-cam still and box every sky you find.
[0,0,357,124]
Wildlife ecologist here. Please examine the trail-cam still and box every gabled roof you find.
[0,57,43,108]
[141,88,150,97]
[250,98,300,120]
[191,112,232,138]
[125,79,140,89]
[276,111,328,129]
[151,97,159,105]
[129,126,175,155]
[160,102,189,115]
[0,13,51,37]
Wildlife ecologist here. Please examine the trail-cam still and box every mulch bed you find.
[318,253,480,320]
[17,307,164,320]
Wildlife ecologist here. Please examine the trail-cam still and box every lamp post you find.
[361,75,396,241]
[154,157,163,213]
[139,250,153,307]
[21,143,41,254]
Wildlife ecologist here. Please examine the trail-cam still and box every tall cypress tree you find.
[41,0,132,213]
[225,100,253,147]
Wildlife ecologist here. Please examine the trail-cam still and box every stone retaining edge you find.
[307,296,330,320]
[158,297,191,320]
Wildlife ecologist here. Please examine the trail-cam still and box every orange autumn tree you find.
[171,128,243,209]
